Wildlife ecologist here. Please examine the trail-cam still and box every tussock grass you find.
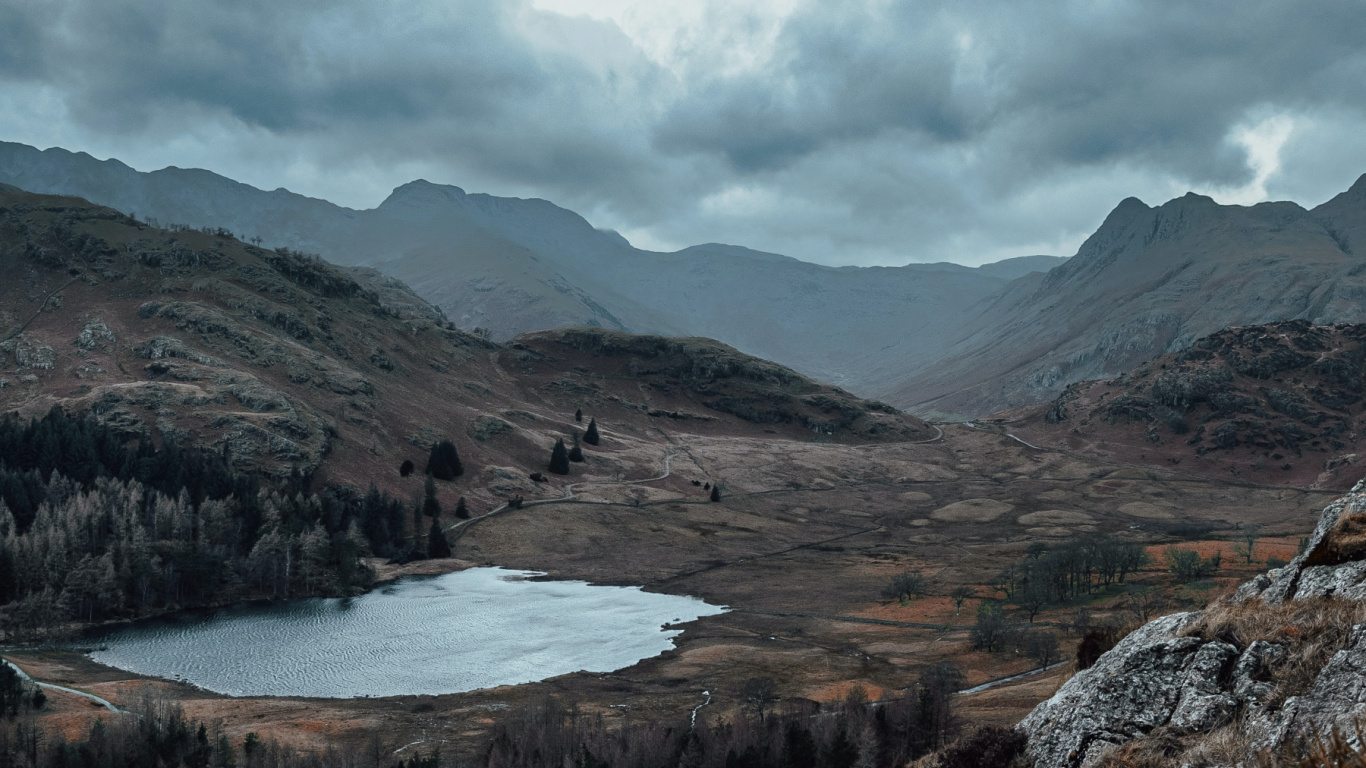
[1308,511,1366,567]
[1088,597,1366,767]
[1182,597,1366,704]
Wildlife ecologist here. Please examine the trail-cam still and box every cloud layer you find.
[2,0,1365,266]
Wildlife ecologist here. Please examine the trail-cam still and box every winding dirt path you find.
[1,656,129,714]
[444,453,676,538]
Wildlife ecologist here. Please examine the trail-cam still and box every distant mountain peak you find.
[383,178,469,205]
[1344,172,1366,199]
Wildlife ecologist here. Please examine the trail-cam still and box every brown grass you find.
[1093,725,1186,767]
[1182,597,1366,704]
[1257,719,1366,768]
[1308,512,1366,567]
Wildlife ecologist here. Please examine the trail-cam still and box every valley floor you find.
[4,423,1337,760]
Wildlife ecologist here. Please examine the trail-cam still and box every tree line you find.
[484,664,967,768]
[993,538,1150,621]
[0,408,419,640]
[0,689,402,768]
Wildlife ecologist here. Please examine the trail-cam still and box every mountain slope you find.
[0,185,930,507]
[0,141,1064,395]
[883,185,1366,419]
[1006,321,1366,489]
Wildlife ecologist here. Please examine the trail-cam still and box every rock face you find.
[1020,479,1366,767]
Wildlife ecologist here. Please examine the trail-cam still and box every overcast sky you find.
[2,0,1366,267]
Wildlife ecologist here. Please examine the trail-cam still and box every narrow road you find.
[955,661,1068,695]
[445,453,675,537]
[2,657,129,714]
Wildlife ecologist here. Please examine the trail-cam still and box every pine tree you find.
[424,440,463,481]
[427,518,452,558]
[548,439,570,475]
[568,434,585,463]
[422,474,441,517]
[399,460,414,477]
[710,485,721,502]
[455,496,470,519]
[575,409,583,422]
[583,419,600,446]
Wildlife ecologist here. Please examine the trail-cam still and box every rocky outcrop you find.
[1021,479,1366,767]
[0,334,56,370]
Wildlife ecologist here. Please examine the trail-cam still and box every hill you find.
[884,181,1366,419]
[1005,321,1366,490]
[0,185,931,499]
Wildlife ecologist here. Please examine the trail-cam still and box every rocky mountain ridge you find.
[887,180,1366,419]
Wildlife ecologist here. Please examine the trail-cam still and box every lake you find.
[87,568,726,698]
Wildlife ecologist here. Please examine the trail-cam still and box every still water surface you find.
[88,568,726,698]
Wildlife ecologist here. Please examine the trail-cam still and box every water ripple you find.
[88,568,726,698]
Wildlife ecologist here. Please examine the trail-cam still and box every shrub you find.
[399,459,415,477]
[935,726,1029,768]
[1077,626,1120,670]
[1166,546,1220,583]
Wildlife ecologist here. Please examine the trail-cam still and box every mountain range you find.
[0,141,1063,403]
[4,140,1366,420]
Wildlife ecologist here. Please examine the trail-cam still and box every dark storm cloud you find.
[4,1,547,131]
[2,0,1366,265]
[657,1,1366,190]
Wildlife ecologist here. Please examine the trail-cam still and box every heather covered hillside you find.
[1010,321,1366,490]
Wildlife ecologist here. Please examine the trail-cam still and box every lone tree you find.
[427,518,451,558]
[969,601,1009,652]
[548,438,570,475]
[951,585,974,615]
[881,570,925,603]
[455,496,470,519]
[710,485,721,502]
[575,408,583,423]
[422,474,441,518]
[1023,629,1059,669]
[741,677,777,716]
[583,418,600,446]
[399,459,415,478]
[425,440,463,481]
[1234,524,1263,565]
[568,434,585,463]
